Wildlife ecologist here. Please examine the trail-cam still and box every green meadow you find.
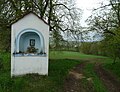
[0,51,119,92]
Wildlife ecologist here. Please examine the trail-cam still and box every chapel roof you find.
[11,11,49,26]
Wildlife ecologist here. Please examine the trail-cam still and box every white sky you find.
[75,0,107,26]
[75,0,109,41]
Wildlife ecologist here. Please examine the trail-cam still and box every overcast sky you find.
[75,0,109,41]
[75,0,107,26]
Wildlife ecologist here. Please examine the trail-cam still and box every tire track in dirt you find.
[64,59,120,92]
[64,61,95,92]
[94,63,120,92]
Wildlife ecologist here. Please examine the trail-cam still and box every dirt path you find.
[64,61,95,92]
[64,60,120,92]
[95,63,120,92]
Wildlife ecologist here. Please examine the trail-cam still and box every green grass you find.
[50,51,106,59]
[103,60,120,80]
[0,51,120,92]
[83,63,108,92]
[0,52,81,92]
[100,57,120,80]
[0,52,10,72]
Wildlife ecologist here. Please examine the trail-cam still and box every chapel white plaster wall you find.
[12,13,49,54]
[11,13,49,76]
[11,57,48,76]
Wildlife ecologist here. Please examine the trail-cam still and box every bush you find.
[0,56,3,70]
[0,75,14,92]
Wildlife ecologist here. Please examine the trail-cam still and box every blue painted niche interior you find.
[14,29,46,57]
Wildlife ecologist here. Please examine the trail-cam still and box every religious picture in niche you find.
[30,39,35,46]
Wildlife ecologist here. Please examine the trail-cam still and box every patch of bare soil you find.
[64,62,95,92]
[95,63,120,92]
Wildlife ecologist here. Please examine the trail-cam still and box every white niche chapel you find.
[11,12,49,76]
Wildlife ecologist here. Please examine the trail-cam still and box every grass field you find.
[49,51,106,59]
[0,52,81,92]
[0,51,120,92]
[104,61,120,80]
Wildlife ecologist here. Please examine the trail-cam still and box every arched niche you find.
[19,32,41,53]
[15,29,45,55]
